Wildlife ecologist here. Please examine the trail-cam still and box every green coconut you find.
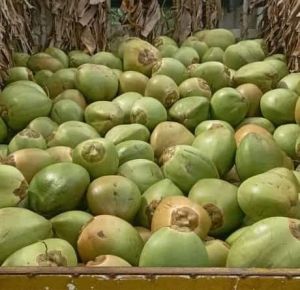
[130,97,168,131]
[210,87,249,126]
[139,227,209,267]
[45,47,69,68]
[8,129,47,153]
[105,124,150,145]
[189,179,243,236]
[153,36,178,48]
[112,92,143,124]
[192,127,236,177]
[144,75,180,108]
[2,238,77,267]
[87,175,141,222]
[136,178,184,229]
[91,52,122,70]
[75,64,119,102]
[236,117,275,134]
[4,67,34,84]
[84,101,124,135]
[0,145,9,161]
[205,240,230,267]
[160,145,219,193]
[169,96,210,131]
[225,226,250,246]
[34,70,53,89]
[27,53,65,73]
[260,88,299,125]
[51,211,93,248]
[72,138,119,179]
[189,62,231,92]
[28,162,90,217]
[47,146,73,163]
[0,117,8,143]
[116,140,154,165]
[12,52,30,67]
[69,50,91,68]
[174,46,199,67]
[150,121,195,158]
[157,44,179,58]
[152,57,189,85]
[53,89,87,110]
[227,217,300,268]
[181,37,209,60]
[51,100,84,124]
[194,120,234,136]
[202,47,224,63]
[0,83,52,131]
[27,117,58,139]
[0,207,52,264]
[77,215,144,265]
[119,71,149,95]
[178,77,212,99]
[278,73,300,95]
[47,121,100,148]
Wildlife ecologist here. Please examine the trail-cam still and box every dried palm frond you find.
[172,0,222,43]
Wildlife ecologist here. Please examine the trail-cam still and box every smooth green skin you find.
[195,120,234,136]
[234,61,288,93]
[34,70,53,88]
[51,100,84,124]
[45,68,77,98]
[235,133,285,181]
[182,37,209,60]
[264,59,289,82]
[72,138,119,179]
[153,36,178,48]
[0,117,7,143]
[5,67,33,84]
[0,84,52,131]
[192,127,236,177]
[12,52,30,67]
[54,89,87,110]
[46,146,73,163]
[265,54,287,62]
[51,211,93,249]
[116,140,154,165]
[112,93,143,124]
[189,179,243,236]
[227,217,300,268]
[84,101,124,135]
[27,53,65,73]
[223,41,265,70]
[75,64,119,102]
[130,97,168,131]
[45,47,69,68]
[118,159,163,193]
[0,145,8,160]
[136,178,184,229]
[8,129,47,153]
[28,162,90,218]
[2,238,77,267]
[78,215,144,266]
[273,124,300,159]
[296,136,300,159]
[0,165,27,208]
[202,47,224,63]
[144,75,180,108]
[47,121,100,148]
[27,117,58,139]
[152,57,189,85]
[225,226,250,246]
[288,193,300,219]
[189,62,231,93]
[278,73,300,95]
[6,80,46,94]
[174,46,199,67]
[105,124,150,145]
[122,39,160,77]
[210,88,249,126]
[157,44,179,58]
[119,71,149,95]
[236,117,275,133]
[87,175,141,222]
[195,29,236,50]
[139,227,209,267]
[91,52,123,70]
[161,145,219,193]
[0,207,52,264]
[69,50,91,68]
[237,171,298,220]
[169,96,210,131]
[260,89,299,125]
[179,77,212,99]
[205,240,229,267]
[268,167,300,192]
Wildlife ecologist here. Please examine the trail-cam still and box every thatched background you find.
[0,0,299,72]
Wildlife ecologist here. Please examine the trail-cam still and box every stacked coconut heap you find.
[1,29,300,268]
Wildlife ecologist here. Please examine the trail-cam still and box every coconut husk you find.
[172,0,222,43]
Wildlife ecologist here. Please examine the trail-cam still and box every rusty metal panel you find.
[1,268,300,290]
